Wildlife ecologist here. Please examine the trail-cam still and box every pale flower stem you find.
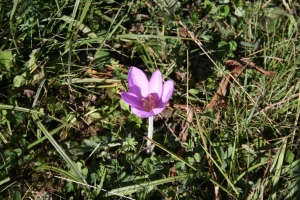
[146,116,154,153]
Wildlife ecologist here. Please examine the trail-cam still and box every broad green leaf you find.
[285,150,294,164]
[240,41,253,47]
[219,5,230,18]
[194,153,201,162]
[89,112,101,119]
[219,0,230,3]
[12,191,21,200]
[0,51,13,71]
[229,41,237,51]
[189,89,199,95]
[24,49,38,70]
[234,6,245,17]
[13,76,25,87]
[224,146,234,159]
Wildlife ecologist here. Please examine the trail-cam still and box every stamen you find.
[142,98,151,112]
[149,94,155,108]
[142,94,156,112]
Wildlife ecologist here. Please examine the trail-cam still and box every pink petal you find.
[131,107,155,118]
[128,67,149,97]
[148,70,163,98]
[120,92,144,110]
[161,80,174,103]
[152,107,165,115]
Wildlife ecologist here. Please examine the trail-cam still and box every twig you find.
[260,93,299,112]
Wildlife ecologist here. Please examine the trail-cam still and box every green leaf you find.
[89,112,102,119]
[93,50,111,64]
[175,161,186,171]
[142,158,154,174]
[65,182,74,192]
[12,191,21,200]
[224,146,234,159]
[24,49,38,70]
[240,41,253,48]
[219,0,230,3]
[204,1,217,12]
[229,41,237,51]
[120,99,129,111]
[218,5,230,18]
[214,145,225,160]
[189,89,199,95]
[13,148,22,157]
[194,153,201,162]
[13,75,25,87]
[221,160,227,170]
[0,51,13,71]
[285,150,294,164]
[234,6,245,17]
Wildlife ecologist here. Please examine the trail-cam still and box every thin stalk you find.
[147,116,154,153]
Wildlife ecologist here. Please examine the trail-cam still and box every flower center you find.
[142,94,155,112]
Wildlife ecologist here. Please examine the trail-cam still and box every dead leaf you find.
[242,60,277,76]
[225,60,244,77]
[207,59,277,110]
[23,89,36,97]
[206,74,230,110]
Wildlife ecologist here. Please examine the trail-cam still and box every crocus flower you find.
[121,67,174,118]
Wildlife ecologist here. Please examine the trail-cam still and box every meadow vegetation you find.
[0,0,300,199]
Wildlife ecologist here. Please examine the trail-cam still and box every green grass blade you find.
[148,137,197,171]
[106,174,191,197]
[35,165,81,183]
[271,139,287,199]
[32,113,88,190]
[0,104,67,125]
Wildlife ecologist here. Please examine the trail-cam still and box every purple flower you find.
[121,67,174,118]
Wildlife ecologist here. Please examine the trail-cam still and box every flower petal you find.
[148,70,163,98]
[120,92,144,110]
[152,107,165,115]
[131,107,155,118]
[128,67,149,97]
[161,80,174,103]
